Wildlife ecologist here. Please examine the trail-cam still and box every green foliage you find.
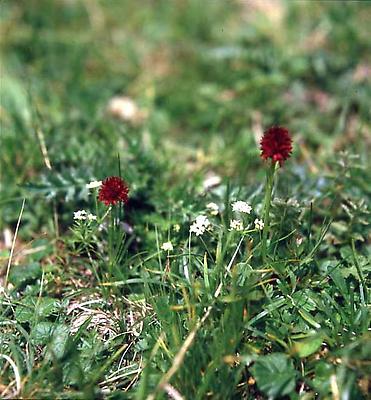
[9,262,42,288]
[15,297,61,323]
[251,353,297,398]
[292,332,324,358]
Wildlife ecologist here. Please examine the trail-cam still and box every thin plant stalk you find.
[261,161,277,265]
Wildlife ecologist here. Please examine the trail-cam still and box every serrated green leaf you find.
[23,167,94,202]
[251,353,296,398]
[31,321,55,345]
[31,322,69,359]
[15,297,61,323]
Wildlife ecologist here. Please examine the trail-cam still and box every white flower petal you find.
[73,210,87,220]
[161,241,174,251]
[206,202,219,215]
[86,180,102,189]
[254,218,264,231]
[229,219,244,231]
[232,201,252,214]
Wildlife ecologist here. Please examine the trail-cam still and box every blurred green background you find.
[1,0,370,236]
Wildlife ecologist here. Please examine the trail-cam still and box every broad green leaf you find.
[292,333,324,357]
[31,321,55,345]
[251,353,296,398]
[330,269,349,298]
[31,322,70,360]
[15,297,61,323]
[9,263,42,287]
[312,361,333,395]
[48,324,70,359]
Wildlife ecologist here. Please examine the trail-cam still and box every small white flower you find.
[189,224,204,236]
[195,215,210,227]
[73,210,87,220]
[86,180,102,189]
[287,198,300,207]
[206,202,219,215]
[189,215,211,236]
[173,224,181,232]
[229,219,244,231]
[232,201,252,214]
[254,218,264,231]
[87,213,97,221]
[161,241,173,252]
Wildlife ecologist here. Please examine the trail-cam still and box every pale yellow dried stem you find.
[4,199,25,288]
[0,354,22,397]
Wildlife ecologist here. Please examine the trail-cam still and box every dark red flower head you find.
[260,126,293,166]
[98,176,129,206]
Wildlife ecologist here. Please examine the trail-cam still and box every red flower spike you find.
[98,176,129,206]
[260,126,293,166]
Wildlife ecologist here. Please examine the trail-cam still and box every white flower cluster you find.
[189,200,264,237]
[189,215,211,236]
[254,218,264,231]
[229,219,244,231]
[73,210,97,221]
[206,202,219,215]
[161,241,174,252]
[287,198,300,208]
[230,200,265,232]
[232,201,252,214]
[86,180,102,189]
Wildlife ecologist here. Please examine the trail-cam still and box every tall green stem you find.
[108,208,114,275]
[261,162,277,265]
